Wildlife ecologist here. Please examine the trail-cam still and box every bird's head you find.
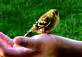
[35,9,60,33]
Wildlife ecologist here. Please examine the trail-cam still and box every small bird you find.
[24,9,60,37]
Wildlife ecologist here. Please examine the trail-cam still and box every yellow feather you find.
[24,9,60,36]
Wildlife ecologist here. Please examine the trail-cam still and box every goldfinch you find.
[24,9,60,36]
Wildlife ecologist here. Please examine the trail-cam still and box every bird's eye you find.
[55,10,58,15]
[53,10,58,15]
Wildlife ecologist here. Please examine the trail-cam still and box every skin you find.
[0,32,34,57]
[0,32,82,57]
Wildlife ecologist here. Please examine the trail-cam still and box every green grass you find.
[0,0,82,40]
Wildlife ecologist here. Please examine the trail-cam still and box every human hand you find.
[0,32,34,57]
[13,34,56,57]
[0,32,82,57]
[0,32,56,57]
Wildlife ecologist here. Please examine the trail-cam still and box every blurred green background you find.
[0,0,82,40]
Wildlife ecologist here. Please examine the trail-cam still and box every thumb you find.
[13,36,30,47]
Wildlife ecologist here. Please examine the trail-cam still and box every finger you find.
[0,39,35,57]
[4,46,34,57]
[13,36,38,48]
[0,41,9,57]
[14,36,29,46]
[0,32,13,47]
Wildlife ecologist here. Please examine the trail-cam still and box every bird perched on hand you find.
[24,9,60,37]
